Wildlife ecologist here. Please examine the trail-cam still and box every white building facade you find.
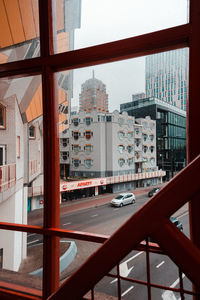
[60,110,160,192]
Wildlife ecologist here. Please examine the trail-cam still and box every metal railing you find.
[0,163,16,193]
[29,160,39,177]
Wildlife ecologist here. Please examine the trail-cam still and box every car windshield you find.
[115,195,123,200]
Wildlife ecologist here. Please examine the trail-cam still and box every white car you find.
[111,193,136,207]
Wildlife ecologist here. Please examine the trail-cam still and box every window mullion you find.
[38,0,60,298]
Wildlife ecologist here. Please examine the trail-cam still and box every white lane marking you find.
[91,214,98,218]
[28,233,36,237]
[162,273,185,300]
[162,290,177,300]
[124,251,144,264]
[110,251,143,284]
[170,273,185,288]
[121,286,134,297]
[27,239,39,245]
[63,222,71,226]
[110,278,117,284]
[120,261,134,277]
[114,208,119,211]
[176,211,188,219]
[156,260,165,268]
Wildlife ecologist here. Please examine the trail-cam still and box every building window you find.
[62,138,69,147]
[143,145,148,153]
[127,145,133,153]
[72,158,80,168]
[17,136,20,158]
[135,151,140,159]
[29,125,35,139]
[72,118,80,126]
[150,134,154,141]
[127,131,133,140]
[0,104,6,129]
[72,144,81,153]
[72,131,80,140]
[101,115,105,122]
[118,158,125,167]
[118,118,124,126]
[118,145,125,153]
[135,128,140,135]
[150,146,154,153]
[118,131,125,140]
[106,115,112,122]
[143,134,147,141]
[149,122,155,129]
[142,122,147,130]
[127,157,134,166]
[62,152,69,161]
[84,144,93,154]
[150,157,155,165]
[84,117,93,126]
[127,119,132,127]
[84,130,93,140]
[135,138,141,147]
[84,158,93,168]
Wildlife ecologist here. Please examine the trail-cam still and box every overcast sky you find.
[71,0,188,112]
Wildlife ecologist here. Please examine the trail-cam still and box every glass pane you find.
[0,75,43,225]
[0,0,40,63]
[0,230,42,296]
[55,0,188,52]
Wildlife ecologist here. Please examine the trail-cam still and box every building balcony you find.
[29,160,40,182]
[0,163,16,193]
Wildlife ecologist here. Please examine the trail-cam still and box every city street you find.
[27,190,190,299]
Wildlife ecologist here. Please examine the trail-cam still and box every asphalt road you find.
[27,193,191,299]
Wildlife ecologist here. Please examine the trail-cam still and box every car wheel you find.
[120,203,123,207]
[132,199,135,204]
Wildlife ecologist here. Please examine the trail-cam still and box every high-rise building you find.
[79,71,109,113]
[145,48,189,111]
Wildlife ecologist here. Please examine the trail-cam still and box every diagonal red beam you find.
[48,155,200,300]
[151,219,200,286]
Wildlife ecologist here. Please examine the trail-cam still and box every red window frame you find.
[0,0,200,299]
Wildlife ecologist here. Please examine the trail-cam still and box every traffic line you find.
[110,251,143,284]
[27,239,39,245]
[121,286,134,297]
[63,222,72,226]
[28,233,36,237]
[110,278,117,284]
[156,260,165,268]
[162,273,185,300]
[124,251,144,264]
[114,208,119,211]
[91,214,98,218]
[177,211,188,219]
[170,273,185,288]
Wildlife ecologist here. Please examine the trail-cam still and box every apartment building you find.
[60,110,159,192]
[120,96,186,180]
